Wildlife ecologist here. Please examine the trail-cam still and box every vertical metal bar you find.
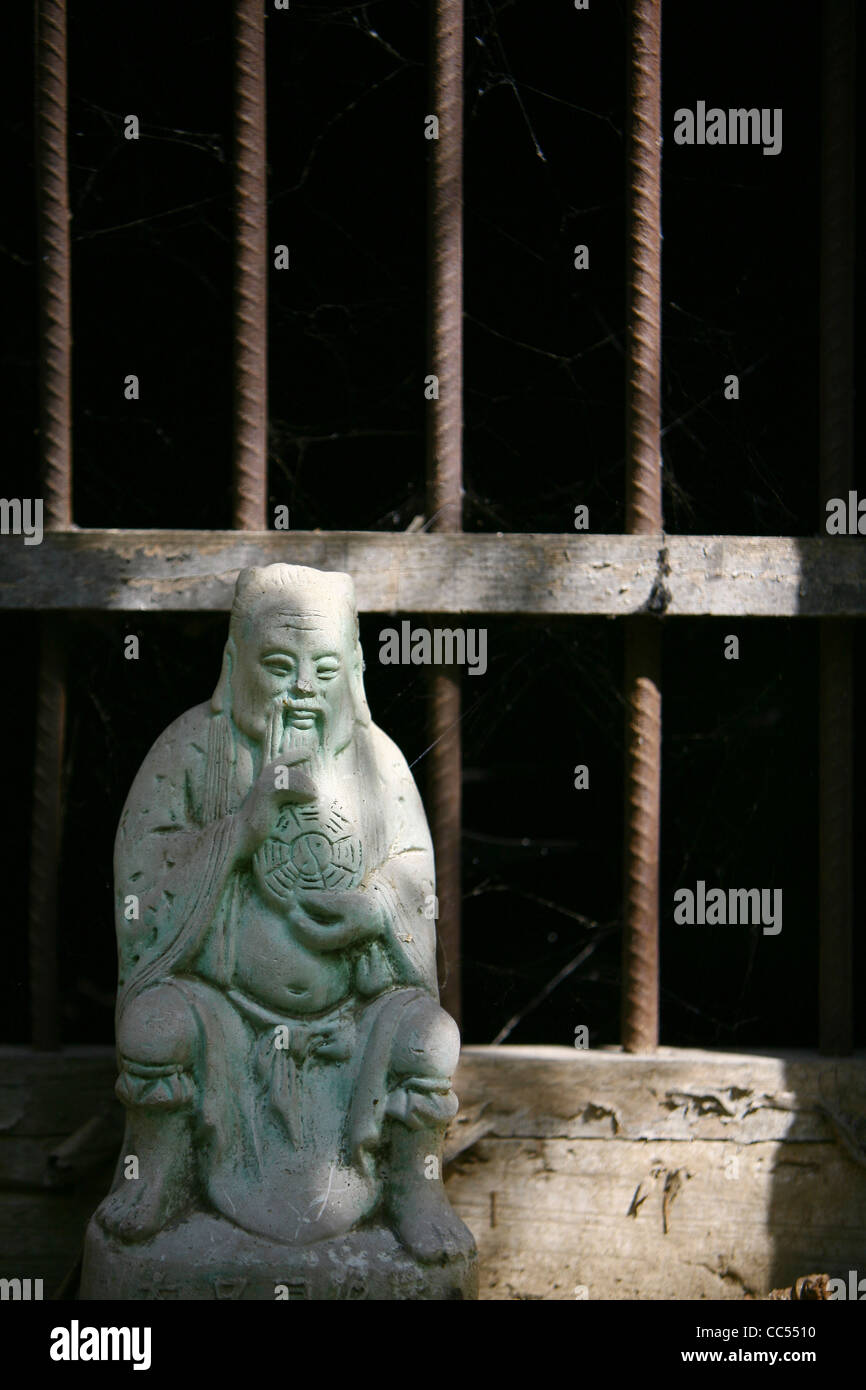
[426,0,464,1024]
[818,0,855,1056]
[36,0,72,527]
[427,0,463,533]
[428,668,462,1021]
[32,0,73,1050]
[624,0,662,539]
[621,0,662,1052]
[28,622,66,1052]
[233,0,268,530]
[622,618,661,1051]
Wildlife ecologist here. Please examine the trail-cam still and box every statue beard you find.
[264,697,327,782]
[209,642,370,817]
[240,687,362,806]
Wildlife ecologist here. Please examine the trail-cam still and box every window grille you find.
[3,0,859,1063]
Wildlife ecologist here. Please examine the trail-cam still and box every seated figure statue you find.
[80,563,477,1300]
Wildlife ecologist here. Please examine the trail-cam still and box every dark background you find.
[1,0,863,1049]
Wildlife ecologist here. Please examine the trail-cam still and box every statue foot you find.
[391,1184,476,1265]
[96,1171,186,1244]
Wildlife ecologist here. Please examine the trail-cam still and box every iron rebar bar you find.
[233,0,268,530]
[621,0,662,1053]
[622,618,661,1052]
[428,667,462,1020]
[624,0,662,538]
[28,621,66,1051]
[30,0,73,1050]
[426,0,464,1024]
[36,0,72,528]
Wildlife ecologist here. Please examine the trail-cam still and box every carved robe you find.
[109,699,446,1242]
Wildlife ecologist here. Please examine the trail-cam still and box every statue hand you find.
[293,886,384,940]
[235,755,317,859]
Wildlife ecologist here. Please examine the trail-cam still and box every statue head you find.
[212,564,370,759]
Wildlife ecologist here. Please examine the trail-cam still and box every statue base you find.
[79,1211,478,1301]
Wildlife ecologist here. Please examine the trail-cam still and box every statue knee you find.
[118,984,198,1069]
[390,996,460,1081]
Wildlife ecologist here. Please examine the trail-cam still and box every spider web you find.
[0,0,839,1046]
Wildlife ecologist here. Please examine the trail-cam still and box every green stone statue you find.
[80,564,477,1300]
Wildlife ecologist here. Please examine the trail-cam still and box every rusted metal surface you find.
[28,620,66,1051]
[818,0,855,1056]
[621,0,662,1053]
[32,1,73,1050]
[426,0,464,1024]
[622,619,661,1052]
[36,0,72,528]
[428,668,462,1021]
[624,0,662,537]
[232,0,268,530]
[426,0,464,531]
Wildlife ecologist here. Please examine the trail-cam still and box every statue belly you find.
[233,902,351,1014]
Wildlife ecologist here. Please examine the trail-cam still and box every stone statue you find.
[81,564,477,1300]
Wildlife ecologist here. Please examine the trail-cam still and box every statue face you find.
[230,607,353,752]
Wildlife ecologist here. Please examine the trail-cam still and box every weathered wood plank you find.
[1,531,864,615]
[0,1136,65,1189]
[0,1116,123,1190]
[446,1137,866,1301]
[0,1049,116,1138]
[2,1046,865,1299]
[0,1185,107,1293]
[452,1045,866,1144]
[446,1046,866,1299]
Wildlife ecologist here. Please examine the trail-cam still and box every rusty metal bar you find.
[624,0,662,537]
[426,0,463,531]
[426,0,464,1024]
[30,0,74,1050]
[428,667,462,1019]
[36,0,72,527]
[621,0,662,1052]
[232,0,268,529]
[622,619,661,1051]
[818,0,855,1056]
[28,621,66,1051]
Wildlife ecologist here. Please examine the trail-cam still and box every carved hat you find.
[212,563,371,741]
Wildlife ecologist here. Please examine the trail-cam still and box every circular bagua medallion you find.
[253,799,363,904]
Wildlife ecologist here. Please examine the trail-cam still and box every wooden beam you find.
[447,1045,866,1300]
[1,531,865,616]
[4,1046,866,1300]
